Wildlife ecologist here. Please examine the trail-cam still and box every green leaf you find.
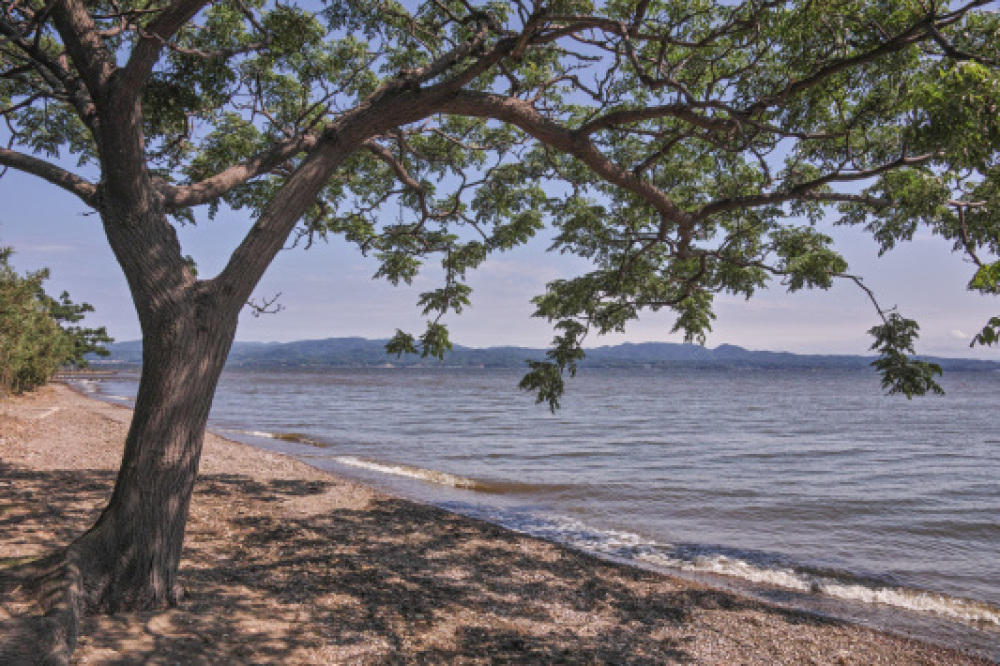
[868,314,943,398]
[971,316,1000,347]
[969,262,1000,295]
[385,330,417,357]
[418,322,453,360]
[518,361,565,413]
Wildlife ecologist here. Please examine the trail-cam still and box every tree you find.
[1,0,997,660]
[0,247,111,394]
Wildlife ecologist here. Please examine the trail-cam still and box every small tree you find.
[43,287,115,369]
[0,247,111,394]
[1,1,997,660]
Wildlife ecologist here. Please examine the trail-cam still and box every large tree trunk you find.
[61,196,242,611]
[70,298,238,611]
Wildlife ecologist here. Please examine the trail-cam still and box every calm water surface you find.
[85,366,1000,654]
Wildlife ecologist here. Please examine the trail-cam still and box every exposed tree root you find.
[0,551,82,665]
[0,533,187,666]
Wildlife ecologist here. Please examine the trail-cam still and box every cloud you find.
[949,329,971,340]
[15,243,77,253]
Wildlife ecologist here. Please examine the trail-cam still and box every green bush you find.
[0,247,112,394]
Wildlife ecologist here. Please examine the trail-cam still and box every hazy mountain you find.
[92,337,1000,371]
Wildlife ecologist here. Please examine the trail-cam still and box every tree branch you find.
[927,23,1000,66]
[212,134,358,307]
[577,103,734,136]
[695,153,936,219]
[364,139,430,218]
[370,18,495,101]
[0,147,98,206]
[0,14,98,128]
[161,132,319,209]
[120,0,212,93]
[741,1,994,114]
[437,91,693,230]
[210,86,444,306]
[49,0,117,95]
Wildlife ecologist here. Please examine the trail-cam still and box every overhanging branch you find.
[695,153,935,219]
[0,147,98,206]
[437,90,693,231]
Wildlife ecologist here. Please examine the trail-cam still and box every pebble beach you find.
[1,384,992,664]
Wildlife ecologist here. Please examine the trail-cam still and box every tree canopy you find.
[2,1,999,659]
[3,1,998,408]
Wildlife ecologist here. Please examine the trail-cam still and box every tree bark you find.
[70,298,237,612]
[64,199,241,613]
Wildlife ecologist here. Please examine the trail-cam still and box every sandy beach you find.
[0,383,992,664]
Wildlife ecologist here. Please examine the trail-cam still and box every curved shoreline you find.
[2,384,994,664]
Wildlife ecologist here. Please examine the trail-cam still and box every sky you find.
[1,166,997,359]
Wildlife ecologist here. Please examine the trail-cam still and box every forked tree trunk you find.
[69,302,238,611]
[10,72,393,662]
[62,198,243,612]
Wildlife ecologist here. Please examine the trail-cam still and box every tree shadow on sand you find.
[2,463,842,664]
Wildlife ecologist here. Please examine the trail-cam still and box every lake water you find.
[79,365,1000,657]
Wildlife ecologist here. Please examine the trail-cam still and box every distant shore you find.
[1,384,993,664]
[90,336,1000,371]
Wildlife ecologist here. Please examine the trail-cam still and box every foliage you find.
[1,1,998,408]
[0,248,112,394]
[868,314,944,398]
[972,315,1000,346]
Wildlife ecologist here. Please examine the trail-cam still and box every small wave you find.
[449,508,1000,629]
[818,582,1000,626]
[331,457,576,495]
[221,429,325,447]
[68,379,132,403]
[222,428,275,439]
[333,456,486,490]
[272,432,325,446]
[637,551,1000,626]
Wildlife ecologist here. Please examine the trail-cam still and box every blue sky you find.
[1,166,996,358]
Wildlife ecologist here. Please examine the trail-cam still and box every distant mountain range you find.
[92,338,1000,371]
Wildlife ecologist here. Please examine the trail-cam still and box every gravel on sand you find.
[1,384,991,664]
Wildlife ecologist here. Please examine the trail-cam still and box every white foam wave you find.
[333,456,484,490]
[482,513,1000,628]
[640,551,814,591]
[222,428,279,439]
[637,550,999,624]
[818,582,1000,626]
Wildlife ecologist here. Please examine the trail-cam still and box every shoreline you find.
[1,384,994,664]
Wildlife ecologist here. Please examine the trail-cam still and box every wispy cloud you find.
[14,243,77,253]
